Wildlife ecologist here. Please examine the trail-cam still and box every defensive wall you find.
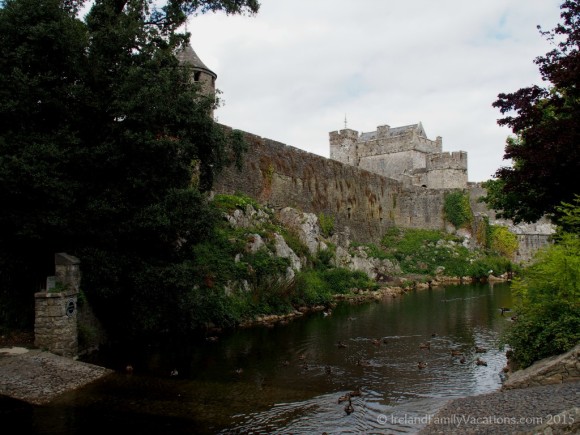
[213,126,554,262]
[214,126,458,244]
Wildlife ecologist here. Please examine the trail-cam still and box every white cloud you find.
[188,0,563,181]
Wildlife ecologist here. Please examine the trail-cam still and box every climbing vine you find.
[444,191,472,228]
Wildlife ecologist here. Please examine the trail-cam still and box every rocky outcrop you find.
[333,245,401,279]
[277,207,327,255]
[502,343,580,390]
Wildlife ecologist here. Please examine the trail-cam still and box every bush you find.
[501,232,580,368]
[318,212,335,237]
[490,225,519,258]
[292,267,377,306]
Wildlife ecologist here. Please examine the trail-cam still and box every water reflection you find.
[3,282,513,434]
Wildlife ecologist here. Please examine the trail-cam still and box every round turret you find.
[176,44,217,95]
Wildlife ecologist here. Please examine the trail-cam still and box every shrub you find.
[318,212,335,237]
[501,232,580,368]
[212,193,260,212]
[490,225,519,258]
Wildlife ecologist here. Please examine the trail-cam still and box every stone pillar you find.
[34,253,81,357]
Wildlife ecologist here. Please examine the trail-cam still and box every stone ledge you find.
[0,349,113,405]
[502,343,580,390]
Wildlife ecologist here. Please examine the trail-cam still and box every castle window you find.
[194,71,201,82]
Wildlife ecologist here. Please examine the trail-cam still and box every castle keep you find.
[330,123,468,189]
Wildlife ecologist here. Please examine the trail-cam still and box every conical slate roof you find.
[176,44,217,79]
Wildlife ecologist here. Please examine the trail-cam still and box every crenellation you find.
[329,121,465,189]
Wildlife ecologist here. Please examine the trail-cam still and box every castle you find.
[181,43,554,263]
[330,123,468,189]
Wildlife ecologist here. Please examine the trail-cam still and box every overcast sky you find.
[186,0,563,182]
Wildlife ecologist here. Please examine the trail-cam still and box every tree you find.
[0,0,259,334]
[0,0,90,327]
[484,0,580,224]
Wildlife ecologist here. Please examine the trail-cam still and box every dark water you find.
[3,282,513,434]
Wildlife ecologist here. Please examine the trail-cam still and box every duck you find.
[476,358,487,366]
[337,393,351,404]
[337,340,348,348]
[459,356,466,364]
[382,338,389,344]
[205,336,219,342]
[419,342,431,350]
[344,398,354,415]
[418,361,428,369]
[349,386,362,397]
[475,346,487,353]
[323,309,332,317]
[371,338,381,347]
[235,368,244,375]
[170,368,179,377]
[450,350,463,356]
[356,358,371,367]
[499,307,511,315]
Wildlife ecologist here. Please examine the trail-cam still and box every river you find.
[4,282,513,434]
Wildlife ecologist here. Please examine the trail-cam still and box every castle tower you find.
[176,43,217,114]
[329,128,359,165]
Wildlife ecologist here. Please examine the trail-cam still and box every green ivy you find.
[444,190,472,228]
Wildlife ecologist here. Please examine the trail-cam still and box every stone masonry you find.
[329,122,467,189]
[34,253,81,358]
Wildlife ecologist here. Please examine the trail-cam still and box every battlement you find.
[329,128,359,145]
[426,151,468,171]
[329,120,468,189]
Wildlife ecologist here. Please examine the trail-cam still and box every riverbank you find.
[417,380,579,434]
[419,343,580,434]
[0,347,112,405]
[238,274,509,328]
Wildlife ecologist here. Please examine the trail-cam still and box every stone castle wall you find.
[214,127,452,243]
[214,127,553,262]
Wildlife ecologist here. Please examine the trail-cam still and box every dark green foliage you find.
[0,0,256,335]
[293,268,376,306]
[554,194,580,237]
[312,244,336,271]
[502,229,580,368]
[501,301,579,369]
[321,268,377,294]
[486,1,580,223]
[444,191,472,228]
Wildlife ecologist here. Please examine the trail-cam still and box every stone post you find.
[34,253,81,357]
